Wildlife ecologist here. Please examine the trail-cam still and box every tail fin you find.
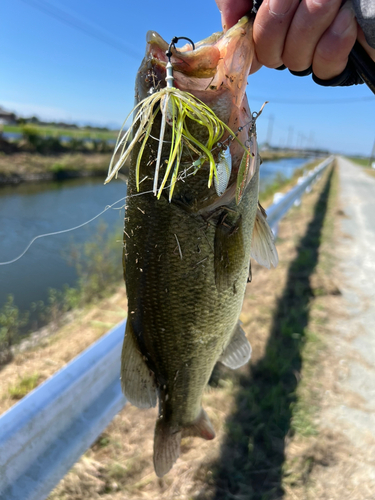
[153,418,181,477]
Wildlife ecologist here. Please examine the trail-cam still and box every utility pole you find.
[287,127,294,150]
[297,133,302,150]
[308,131,315,151]
[369,138,375,167]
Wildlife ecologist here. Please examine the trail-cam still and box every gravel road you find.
[322,157,375,490]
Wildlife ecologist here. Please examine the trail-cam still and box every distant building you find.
[0,107,17,126]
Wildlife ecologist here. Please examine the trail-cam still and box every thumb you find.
[215,0,253,31]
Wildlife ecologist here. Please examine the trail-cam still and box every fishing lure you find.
[105,36,251,201]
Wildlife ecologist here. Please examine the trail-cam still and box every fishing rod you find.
[348,40,375,93]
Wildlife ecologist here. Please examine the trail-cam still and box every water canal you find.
[0,157,312,316]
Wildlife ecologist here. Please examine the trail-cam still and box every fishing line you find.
[0,177,185,267]
[0,195,127,266]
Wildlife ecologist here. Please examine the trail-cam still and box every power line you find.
[250,95,374,104]
[19,0,142,60]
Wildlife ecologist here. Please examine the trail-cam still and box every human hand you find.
[215,0,375,83]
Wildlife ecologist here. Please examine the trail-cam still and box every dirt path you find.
[319,157,375,496]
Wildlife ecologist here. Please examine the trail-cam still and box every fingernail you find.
[312,0,333,7]
[268,0,294,16]
[331,4,355,36]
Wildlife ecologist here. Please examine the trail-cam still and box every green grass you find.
[3,124,119,141]
[347,156,372,167]
[8,373,40,399]
[0,295,29,364]
[347,156,375,178]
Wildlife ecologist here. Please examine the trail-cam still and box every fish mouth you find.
[138,16,254,96]
[145,30,221,79]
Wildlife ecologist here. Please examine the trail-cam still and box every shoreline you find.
[0,152,130,186]
[0,168,108,185]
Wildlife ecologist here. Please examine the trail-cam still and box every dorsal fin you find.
[250,204,278,269]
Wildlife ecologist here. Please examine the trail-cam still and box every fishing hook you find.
[165,36,196,88]
[165,36,195,60]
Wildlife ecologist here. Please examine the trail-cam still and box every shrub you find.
[0,295,28,364]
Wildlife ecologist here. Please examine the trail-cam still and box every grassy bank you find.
[0,125,120,184]
[347,156,372,167]
[0,152,114,184]
[347,155,375,178]
[3,124,118,141]
[0,128,317,185]
[260,150,316,161]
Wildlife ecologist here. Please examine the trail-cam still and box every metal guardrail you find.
[267,155,334,235]
[0,156,333,500]
[0,322,126,500]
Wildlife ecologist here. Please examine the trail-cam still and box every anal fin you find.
[250,204,278,269]
[121,320,157,409]
[182,408,216,440]
[219,323,251,369]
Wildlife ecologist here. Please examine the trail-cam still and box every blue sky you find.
[1,0,374,155]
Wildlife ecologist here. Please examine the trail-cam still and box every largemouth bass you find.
[107,16,278,477]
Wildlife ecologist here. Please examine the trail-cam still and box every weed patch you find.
[0,296,29,365]
[8,372,40,399]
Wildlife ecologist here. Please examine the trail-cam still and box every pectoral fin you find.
[250,204,278,269]
[214,211,245,291]
[219,323,251,369]
[121,320,157,409]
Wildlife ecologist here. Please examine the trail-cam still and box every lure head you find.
[113,16,259,210]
